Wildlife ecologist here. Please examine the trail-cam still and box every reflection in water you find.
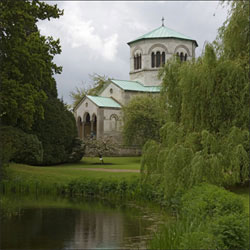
[1,196,164,249]
[70,210,124,249]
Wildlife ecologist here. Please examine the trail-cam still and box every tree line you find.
[0,0,84,175]
[123,0,249,194]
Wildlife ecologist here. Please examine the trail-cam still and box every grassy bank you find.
[6,157,140,183]
[1,156,249,250]
[149,183,249,250]
[1,157,142,197]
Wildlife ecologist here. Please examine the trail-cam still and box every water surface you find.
[1,195,165,249]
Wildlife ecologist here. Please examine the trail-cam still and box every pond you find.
[0,195,166,249]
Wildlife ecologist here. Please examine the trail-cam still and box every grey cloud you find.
[38,1,229,105]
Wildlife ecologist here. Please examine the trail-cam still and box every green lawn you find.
[6,157,249,215]
[7,157,141,186]
[68,156,141,170]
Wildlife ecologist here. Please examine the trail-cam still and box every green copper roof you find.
[87,95,121,108]
[128,25,198,46]
[111,79,161,92]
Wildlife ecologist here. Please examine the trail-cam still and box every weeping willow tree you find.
[141,0,249,202]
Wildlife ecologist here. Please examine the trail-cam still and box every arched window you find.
[184,53,187,61]
[180,52,184,62]
[161,52,165,66]
[134,54,141,70]
[156,51,161,67]
[151,52,155,68]
[138,54,141,69]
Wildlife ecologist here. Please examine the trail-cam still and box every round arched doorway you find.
[83,113,91,139]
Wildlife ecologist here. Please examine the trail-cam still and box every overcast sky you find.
[38,1,230,105]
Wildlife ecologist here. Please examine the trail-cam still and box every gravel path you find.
[78,168,140,173]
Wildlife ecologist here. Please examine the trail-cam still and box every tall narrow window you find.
[161,52,165,66]
[139,54,141,69]
[134,56,136,70]
[184,53,187,61]
[180,52,184,62]
[151,52,155,68]
[156,51,161,67]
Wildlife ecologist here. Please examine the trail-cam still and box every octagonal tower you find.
[127,22,198,86]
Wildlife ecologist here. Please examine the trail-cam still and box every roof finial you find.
[161,17,165,26]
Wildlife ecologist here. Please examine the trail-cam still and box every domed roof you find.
[128,25,198,47]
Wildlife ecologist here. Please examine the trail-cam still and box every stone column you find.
[82,122,85,140]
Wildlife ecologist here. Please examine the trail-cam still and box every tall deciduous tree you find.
[142,0,249,200]
[122,95,165,147]
[215,0,249,64]
[0,0,63,130]
[0,0,84,165]
[70,74,110,109]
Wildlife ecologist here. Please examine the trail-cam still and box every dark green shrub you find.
[0,126,43,165]
[67,138,85,163]
[181,183,244,220]
[31,98,78,165]
[210,213,249,250]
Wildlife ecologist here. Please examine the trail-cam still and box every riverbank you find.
[1,157,249,250]
[1,157,148,200]
[2,157,249,208]
[6,157,140,182]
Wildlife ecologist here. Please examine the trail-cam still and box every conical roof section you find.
[128,25,198,47]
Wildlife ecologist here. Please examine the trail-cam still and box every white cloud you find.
[39,2,119,62]
[102,34,119,61]
[37,1,230,104]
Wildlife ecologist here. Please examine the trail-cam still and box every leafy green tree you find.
[215,0,249,64]
[70,83,88,110]
[31,98,80,165]
[0,0,63,130]
[0,0,84,165]
[141,0,249,202]
[88,73,110,96]
[122,95,165,146]
[0,126,43,165]
[70,74,110,109]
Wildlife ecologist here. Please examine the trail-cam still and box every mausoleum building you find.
[74,21,198,143]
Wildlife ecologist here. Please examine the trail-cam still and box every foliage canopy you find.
[141,0,249,202]
[70,74,110,109]
[0,0,84,166]
[122,95,166,146]
[0,0,63,130]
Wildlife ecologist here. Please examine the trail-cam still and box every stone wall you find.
[129,38,196,86]
[99,82,124,105]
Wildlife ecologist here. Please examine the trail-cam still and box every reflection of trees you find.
[71,211,123,249]
[1,208,75,249]
[1,200,158,250]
